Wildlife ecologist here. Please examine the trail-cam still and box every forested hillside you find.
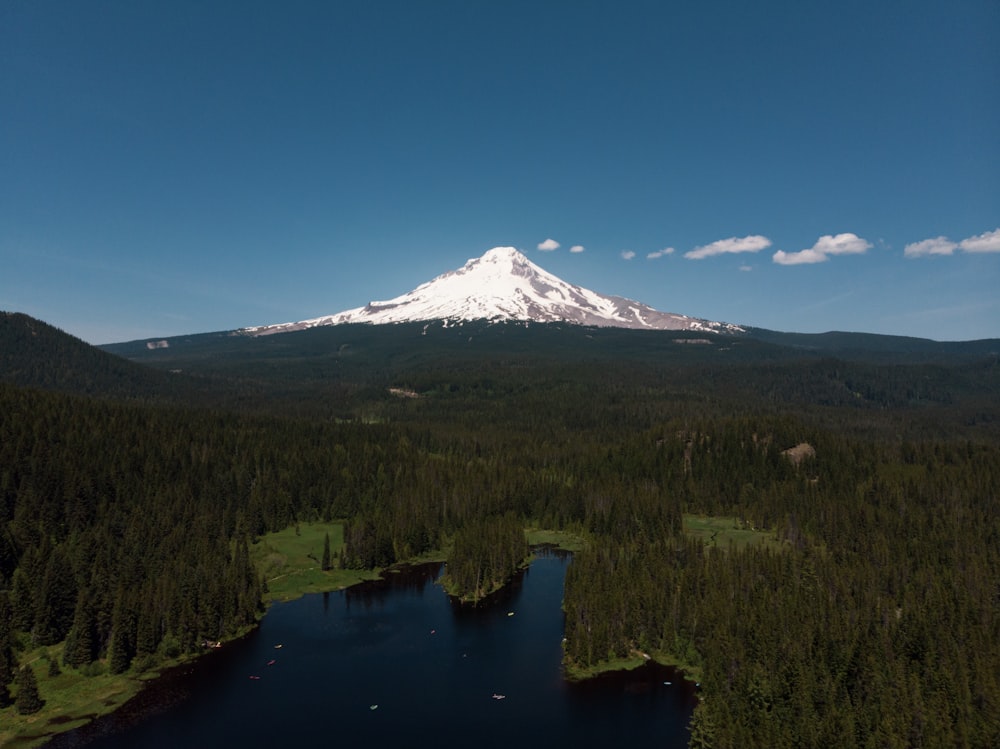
[0,313,180,400]
[1,315,998,746]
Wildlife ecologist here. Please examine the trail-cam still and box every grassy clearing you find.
[564,647,704,684]
[251,521,385,602]
[682,514,783,552]
[525,527,587,552]
[564,653,649,681]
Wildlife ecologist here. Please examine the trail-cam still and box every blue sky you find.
[2,0,998,344]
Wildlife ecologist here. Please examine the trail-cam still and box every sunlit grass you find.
[0,643,198,748]
[525,527,587,552]
[682,514,783,552]
[251,521,386,602]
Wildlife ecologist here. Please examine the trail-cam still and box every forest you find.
[1,311,998,747]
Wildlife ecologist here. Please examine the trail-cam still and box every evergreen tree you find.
[0,670,11,709]
[108,626,132,675]
[0,592,14,708]
[63,590,98,668]
[107,593,134,675]
[9,567,34,633]
[688,701,716,749]
[32,547,76,645]
[321,532,332,571]
[15,663,44,715]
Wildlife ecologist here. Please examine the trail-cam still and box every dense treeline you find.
[564,428,1000,747]
[0,386,272,678]
[2,314,999,746]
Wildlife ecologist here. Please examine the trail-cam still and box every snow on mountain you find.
[244,246,743,335]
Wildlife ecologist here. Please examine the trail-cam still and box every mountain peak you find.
[244,247,743,335]
[480,246,525,261]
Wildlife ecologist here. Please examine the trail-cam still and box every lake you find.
[49,550,697,747]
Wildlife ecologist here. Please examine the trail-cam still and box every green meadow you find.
[682,514,783,552]
[251,521,386,602]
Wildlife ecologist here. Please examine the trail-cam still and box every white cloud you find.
[959,228,1000,253]
[621,250,636,260]
[569,245,585,253]
[772,232,871,265]
[904,228,1000,258]
[904,236,958,258]
[537,238,560,251]
[647,247,675,259]
[773,248,828,265]
[739,265,753,272]
[812,232,871,256]
[684,235,771,260]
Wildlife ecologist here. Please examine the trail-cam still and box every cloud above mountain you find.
[647,247,675,259]
[684,235,772,260]
[904,237,958,257]
[905,228,1000,257]
[772,233,871,265]
[529,225,996,269]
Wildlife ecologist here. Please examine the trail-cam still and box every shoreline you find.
[563,648,702,687]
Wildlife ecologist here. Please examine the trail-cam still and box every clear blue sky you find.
[2,0,998,344]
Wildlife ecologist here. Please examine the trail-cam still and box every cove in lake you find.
[49,550,697,748]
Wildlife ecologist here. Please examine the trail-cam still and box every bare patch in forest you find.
[781,442,815,465]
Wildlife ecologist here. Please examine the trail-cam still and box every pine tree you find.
[0,592,14,708]
[689,701,716,749]
[107,592,134,675]
[321,532,332,571]
[108,628,132,675]
[9,567,34,633]
[15,663,44,715]
[63,589,98,668]
[32,547,77,646]
[0,673,11,709]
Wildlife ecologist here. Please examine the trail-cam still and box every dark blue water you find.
[49,551,696,747]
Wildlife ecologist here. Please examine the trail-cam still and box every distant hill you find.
[5,311,998,430]
[0,311,183,398]
[103,317,1000,375]
[745,327,1000,360]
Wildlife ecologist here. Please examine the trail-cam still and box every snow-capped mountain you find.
[244,246,743,335]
